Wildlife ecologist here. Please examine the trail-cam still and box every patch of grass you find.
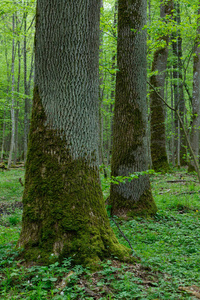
[0,168,200,299]
[0,169,24,202]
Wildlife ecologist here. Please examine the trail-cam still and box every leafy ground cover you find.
[0,168,200,299]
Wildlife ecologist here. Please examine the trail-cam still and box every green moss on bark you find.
[110,186,157,218]
[18,87,132,268]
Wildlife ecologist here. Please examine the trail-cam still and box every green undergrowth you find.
[0,168,200,299]
[0,168,24,202]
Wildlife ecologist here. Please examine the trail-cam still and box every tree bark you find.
[18,0,131,267]
[0,108,6,162]
[8,14,16,169]
[109,0,157,217]
[14,41,21,165]
[172,0,186,166]
[23,3,29,163]
[188,2,200,172]
[150,0,172,172]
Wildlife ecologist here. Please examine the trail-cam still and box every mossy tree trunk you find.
[150,0,172,173]
[18,0,131,267]
[109,0,157,218]
[188,2,200,172]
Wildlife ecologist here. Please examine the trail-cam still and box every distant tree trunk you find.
[18,0,130,266]
[147,0,152,168]
[109,0,118,162]
[14,41,21,165]
[188,3,200,172]
[110,0,157,217]
[23,5,29,163]
[1,108,6,161]
[150,0,172,172]
[172,0,186,166]
[99,0,104,166]
[99,0,108,178]
[2,40,11,161]
[8,14,15,169]
[170,70,175,166]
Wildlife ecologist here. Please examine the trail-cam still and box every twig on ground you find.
[110,217,140,259]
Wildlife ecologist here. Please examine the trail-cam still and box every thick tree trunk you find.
[188,3,200,172]
[150,0,172,172]
[109,0,157,217]
[18,0,131,267]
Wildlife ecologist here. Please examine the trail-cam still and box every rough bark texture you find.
[188,4,200,172]
[18,0,131,267]
[109,0,157,217]
[150,1,172,173]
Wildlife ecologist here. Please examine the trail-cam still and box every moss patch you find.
[110,185,157,218]
[18,87,132,268]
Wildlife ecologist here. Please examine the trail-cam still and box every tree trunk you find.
[14,41,21,165]
[109,0,157,217]
[150,0,172,172]
[24,4,29,163]
[8,14,15,169]
[170,70,175,166]
[18,0,131,267]
[0,108,6,162]
[172,0,186,166]
[188,2,200,172]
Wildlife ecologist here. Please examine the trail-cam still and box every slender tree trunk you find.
[8,14,15,169]
[150,0,172,172]
[188,2,200,172]
[18,0,131,266]
[0,108,6,162]
[99,0,104,166]
[14,41,21,165]
[170,70,175,166]
[109,0,118,162]
[172,0,186,166]
[2,40,11,162]
[110,0,157,217]
[24,5,29,163]
[147,0,152,168]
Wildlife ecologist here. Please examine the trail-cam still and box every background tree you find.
[109,0,157,217]
[150,0,172,172]
[188,1,200,172]
[0,0,35,164]
[171,0,186,166]
[18,0,130,266]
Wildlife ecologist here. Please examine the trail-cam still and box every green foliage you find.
[0,169,200,299]
[0,169,24,202]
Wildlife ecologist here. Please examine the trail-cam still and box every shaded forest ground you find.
[0,168,200,299]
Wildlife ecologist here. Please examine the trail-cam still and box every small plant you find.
[8,213,20,226]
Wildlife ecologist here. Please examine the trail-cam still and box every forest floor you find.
[0,168,200,299]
